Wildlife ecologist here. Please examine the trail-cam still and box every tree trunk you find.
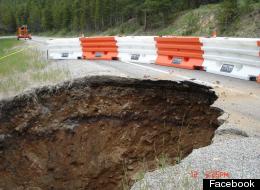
[144,10,147,31]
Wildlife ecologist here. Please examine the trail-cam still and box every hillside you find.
[0,0,259,37]
[102,2,260,37]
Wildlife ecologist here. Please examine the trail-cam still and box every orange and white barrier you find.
[47,38,82,60]
[47,36,260,83]
[80,37,118,60]
[201,37,260,81]
[257,41,260,83]
[116,36,157,64]
[155,37,204,70]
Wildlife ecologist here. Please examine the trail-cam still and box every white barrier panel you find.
[116,36,157,64]
[47,38,82,60]
[201,37,260,81]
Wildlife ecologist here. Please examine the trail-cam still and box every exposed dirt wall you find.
[0,76,222,190]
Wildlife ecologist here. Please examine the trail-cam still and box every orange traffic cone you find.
[212,31,217,38]
[257,75,260,83]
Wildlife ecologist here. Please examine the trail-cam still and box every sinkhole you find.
[0,76,222,190]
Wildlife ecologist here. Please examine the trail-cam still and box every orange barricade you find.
[155,37,204,70]
[80,37,118,60]
[258,41,260,56]
[17,25,32,40]
[257,75,260,83]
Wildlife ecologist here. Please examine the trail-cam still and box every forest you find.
[0,0,258,34]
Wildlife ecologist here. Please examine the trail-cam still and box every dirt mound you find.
[0,76,222,190]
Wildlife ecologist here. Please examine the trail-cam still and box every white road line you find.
[125,61,170,74]
[124,61,215,87]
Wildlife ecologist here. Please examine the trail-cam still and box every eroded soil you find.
[0,76,222,190]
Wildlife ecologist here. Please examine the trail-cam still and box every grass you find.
[37,29,81,37]
[0,38,71,99]
[0,39,23,57]
[102,19,143,36]
[221,1,260,37]
[156,153,170,170]
[157,4,220,36]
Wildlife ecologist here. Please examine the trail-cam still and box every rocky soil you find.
[0,76,222,190]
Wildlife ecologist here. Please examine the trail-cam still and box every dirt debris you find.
[0,76,222,190]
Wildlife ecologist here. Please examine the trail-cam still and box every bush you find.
[183,12,200,35]
[239,0,254,14]
[218,0,239,32]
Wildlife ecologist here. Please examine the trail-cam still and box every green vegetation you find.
[0,39,23,56]
[105,1,259,37]
[1,0,260,37]
[218,0,239,33]
[157,4,219,36]
[0,0,222,34]
[0,0,258,37]
[0,39,70,98]
[219,0,260,37]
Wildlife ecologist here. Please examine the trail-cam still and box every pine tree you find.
[41,7,53,31]
[94,0,101,30]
